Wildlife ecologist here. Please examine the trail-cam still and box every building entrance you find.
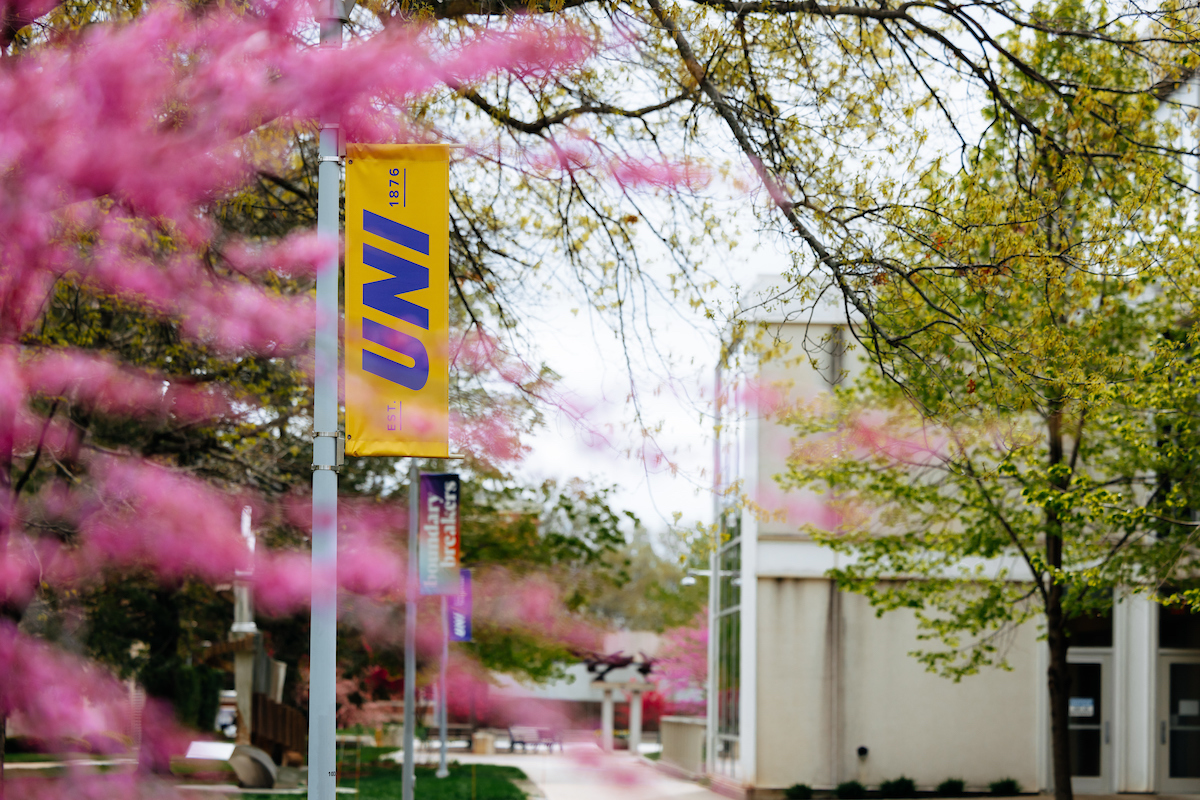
[1157,656,1200,792]
[1067,654,1112,794]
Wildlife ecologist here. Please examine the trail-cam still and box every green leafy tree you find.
[585,527,707,632]
[779,8,1200,799]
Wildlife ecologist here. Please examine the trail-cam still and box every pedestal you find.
[601,688,614,752]
[628,687,643,755]
[234,646,255,745]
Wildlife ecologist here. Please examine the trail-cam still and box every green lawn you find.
[336,745,403,766]
[4,753,64,763]
[351,763,527,800]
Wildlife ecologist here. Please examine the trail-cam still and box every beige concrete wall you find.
[755,576,840,788]
[754,321,867,539]
[757,577,1040,792]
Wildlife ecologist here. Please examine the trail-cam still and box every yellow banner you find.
[344,144,449,457]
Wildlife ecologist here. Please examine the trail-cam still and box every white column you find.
[1115,591,1157,792]
[234,506,258,745]
[601,688,614,752]
[628,687,643,756]
[235,647,256,744]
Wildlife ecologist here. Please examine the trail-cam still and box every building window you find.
[714,517,741,779]
[1066,611,1113,648]
[1161,604,1200,649]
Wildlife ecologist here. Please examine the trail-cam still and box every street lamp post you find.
[309,2,351,798]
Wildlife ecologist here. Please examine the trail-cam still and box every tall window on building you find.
[715,509,741,778]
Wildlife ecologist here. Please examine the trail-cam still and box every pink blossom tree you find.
[0,1,688,795]
[654,609,707,716]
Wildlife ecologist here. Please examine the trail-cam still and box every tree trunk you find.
[1046,404,1073,800]
[1046,581,1073,800]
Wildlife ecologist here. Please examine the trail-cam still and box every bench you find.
[508,726,540,752]
[537,727,563,752]
[444,723,473,745]
[508,726,563,752]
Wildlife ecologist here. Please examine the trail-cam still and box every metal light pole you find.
[403,461,419,799]
[308,1,348,798]
[437,594,449,778]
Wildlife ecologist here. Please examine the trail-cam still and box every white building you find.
[704,285,1198,798]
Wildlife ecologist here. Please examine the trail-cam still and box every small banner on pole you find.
[448,569,472,642]
[344,144,450,457]
[419,473,460,595]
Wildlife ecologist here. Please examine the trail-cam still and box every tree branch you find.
[452,84,692,135]
[12,401,58,497]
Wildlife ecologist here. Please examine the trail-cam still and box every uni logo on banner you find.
[360,209,430,392]
[344,143,448,458]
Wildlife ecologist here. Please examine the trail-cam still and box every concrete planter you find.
[659,716,706,777]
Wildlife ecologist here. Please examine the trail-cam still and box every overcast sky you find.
[509,197,796,546]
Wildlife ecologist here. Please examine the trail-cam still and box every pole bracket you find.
[311,430,345,467]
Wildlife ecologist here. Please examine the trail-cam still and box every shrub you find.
[174,665,203,728]
[937,779,966,796]
[989,778,1021,796]
[786,784,815,799]
[880,777,917,798]
[4,737,47,754]
[196,667,225,731]
[139,661,225,729]
[837,781,868,799]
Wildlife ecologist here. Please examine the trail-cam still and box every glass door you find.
[1067,655,1111,794]
[1158,656,1200,793]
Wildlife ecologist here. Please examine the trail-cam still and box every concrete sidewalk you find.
[403,745,727,800]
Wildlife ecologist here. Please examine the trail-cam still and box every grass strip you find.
[352,762,528,800]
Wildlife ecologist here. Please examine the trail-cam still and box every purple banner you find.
[418,473,460,595]
[448,568,472,642]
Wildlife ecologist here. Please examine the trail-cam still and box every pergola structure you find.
[582,652,655,753]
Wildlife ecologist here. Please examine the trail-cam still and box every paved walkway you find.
[394,744,726,800]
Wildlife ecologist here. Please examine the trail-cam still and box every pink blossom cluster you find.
[519,131,713,192]
[3,773,198,800]
[790,409,948,468]
[0,0,715,791]
[19,349,234,422]
[0,0,598,351]
[5,469,603,627]
[0,621,132,750]
[653,609,707,713]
